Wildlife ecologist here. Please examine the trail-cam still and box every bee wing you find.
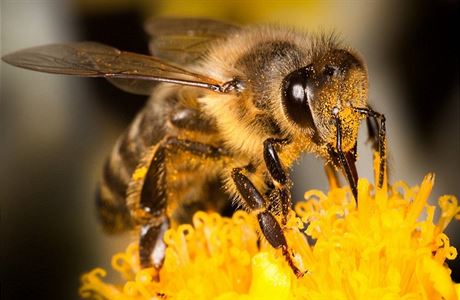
[145,17,239,65]
[2,42,224,95]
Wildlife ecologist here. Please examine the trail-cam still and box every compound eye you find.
[282,66,316,129]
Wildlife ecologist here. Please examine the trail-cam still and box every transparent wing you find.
[145,17,239,65]
[2,42,224,95]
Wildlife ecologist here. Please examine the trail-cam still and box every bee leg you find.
[139,218,170,269]
[138,137,226,271]
[263,138,291,225]
[354,107,387,187]
[366,113,379,151]
[138,145,169,270]
[232,167,304,278]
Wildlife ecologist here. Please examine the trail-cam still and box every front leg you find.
[231,167,304,277]
[354,106,387,188]
[263,138,292,225]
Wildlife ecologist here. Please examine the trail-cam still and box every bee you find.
[2,18,386,277]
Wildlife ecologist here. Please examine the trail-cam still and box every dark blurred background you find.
[1,0,459,299]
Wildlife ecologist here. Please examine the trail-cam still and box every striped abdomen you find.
[96,93,170,233]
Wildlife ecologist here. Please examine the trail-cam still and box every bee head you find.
[281,49,368,152]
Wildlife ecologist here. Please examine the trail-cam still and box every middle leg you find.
[231,167,304,277]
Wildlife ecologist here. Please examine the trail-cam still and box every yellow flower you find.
[80,158,459,300]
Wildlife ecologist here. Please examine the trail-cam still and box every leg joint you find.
[257,211,286,249]
[263,138,288,185]
[232,168,266,210]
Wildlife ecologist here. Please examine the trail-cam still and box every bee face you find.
[281,49,368,152]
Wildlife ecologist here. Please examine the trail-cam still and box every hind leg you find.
[128,137,227,270]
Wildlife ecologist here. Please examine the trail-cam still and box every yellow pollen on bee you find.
[132,167,148,180]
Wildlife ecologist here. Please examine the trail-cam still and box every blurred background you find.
[1,0,459,299]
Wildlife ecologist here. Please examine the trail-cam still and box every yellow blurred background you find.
[1,0,459,299]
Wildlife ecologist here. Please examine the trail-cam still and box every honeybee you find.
[3,18,386,277]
